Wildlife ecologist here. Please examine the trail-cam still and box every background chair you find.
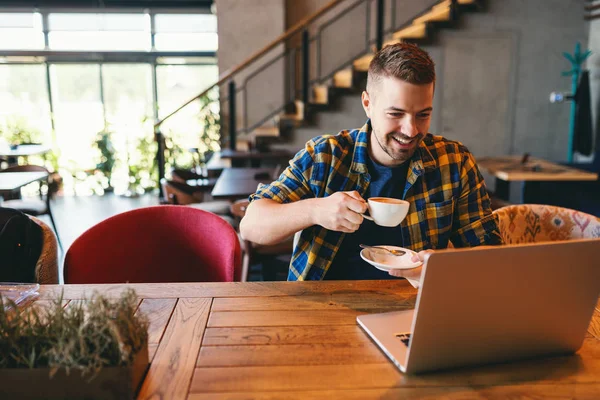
[231,199,293,281]
[30,216,59,284]
[161,179,231,214]
[0,165,62,251]
[493,204,600,244]
[64,205,242,283]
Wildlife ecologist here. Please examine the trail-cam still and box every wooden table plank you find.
[191,363,401,392]
[202,325,369,346]
[148,344,158,362]
[589,308,600,340]
[38,281,415,300]
[197,342,388,367]
[211,292,416,311]
[137,299,177,347]
[208,310,382,327]
[191,338,600,393]
[138,298,212,400]
[188,384,600,400]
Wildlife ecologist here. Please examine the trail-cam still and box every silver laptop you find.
[357,239,600,374]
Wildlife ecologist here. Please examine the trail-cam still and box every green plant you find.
[94,128,116,188]
[196,88,221,159]
[0,116,43,145]
[0,289,148,378]
[126,134,157,195]
[163,88,221,173]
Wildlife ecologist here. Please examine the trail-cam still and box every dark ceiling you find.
[0,0,213,9]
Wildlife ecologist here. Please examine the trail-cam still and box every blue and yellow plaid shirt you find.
[250,121,502,281]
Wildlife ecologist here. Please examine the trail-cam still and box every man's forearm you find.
[240,198,319,245]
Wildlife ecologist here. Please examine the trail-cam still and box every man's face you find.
[362,76,434,166]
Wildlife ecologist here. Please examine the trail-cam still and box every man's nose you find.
[401,117,419,137]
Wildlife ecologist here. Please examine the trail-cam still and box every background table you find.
[0,171,49,197]
[0,144,51,167]
[211,167,275,200]
[477,155,598,203]
[35,280,600,399]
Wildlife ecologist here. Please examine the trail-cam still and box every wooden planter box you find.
[0,345,148,400]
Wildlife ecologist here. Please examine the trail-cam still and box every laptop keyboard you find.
[396,332,411,346]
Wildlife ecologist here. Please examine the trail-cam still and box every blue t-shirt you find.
[324,155,410,280]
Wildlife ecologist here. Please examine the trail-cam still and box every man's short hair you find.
[367,42,435,91]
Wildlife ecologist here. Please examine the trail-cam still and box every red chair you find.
[64,205,242,283]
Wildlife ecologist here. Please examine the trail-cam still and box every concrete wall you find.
[278,0,588,165]
[215,0,286,137]
[216,0,285,73]
[217,0,588,165]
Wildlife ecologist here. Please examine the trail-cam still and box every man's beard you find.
[373,129,423,162]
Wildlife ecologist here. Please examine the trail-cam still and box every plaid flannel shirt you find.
[249,121,503,281]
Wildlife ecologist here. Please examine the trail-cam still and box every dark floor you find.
[42,192,288,282]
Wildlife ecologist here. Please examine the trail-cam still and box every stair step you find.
[353,54,373,72]
[333,69,354,88]
[433,0,476,10]
[251,126,280,137]
[413,5,451,24]
[313,85,329,104]
[392,23,427,40]
[281,100,304,122]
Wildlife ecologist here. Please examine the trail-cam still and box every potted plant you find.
[94,127,116,192]
[124,134,157,197]
[0,289,149,399]
[0,117,43,147]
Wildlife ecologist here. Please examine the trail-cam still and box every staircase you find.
[154,0,486,187]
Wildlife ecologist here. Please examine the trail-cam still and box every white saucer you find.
[360,245,422,271]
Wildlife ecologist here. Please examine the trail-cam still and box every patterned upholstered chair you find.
[493,204,600,244]
[30,216,59,284]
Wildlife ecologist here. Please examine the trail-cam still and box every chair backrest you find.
[230,199,249,221]
[493,204,600,244]
[30,216,59,284]
[161,179,203,205]
[64,205,242,283]
[171,168,202,183]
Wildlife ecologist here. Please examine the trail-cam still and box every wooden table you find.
[211,167,275,200]
[0,144,51,158]
[0,144,51,167]
[477,155,598,202]
[35,281,600,399]
[0,171,49,196]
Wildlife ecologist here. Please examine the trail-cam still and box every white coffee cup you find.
[363,197,410,227]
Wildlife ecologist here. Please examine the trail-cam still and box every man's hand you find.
[313,191,368,233]
[388,250,434,288]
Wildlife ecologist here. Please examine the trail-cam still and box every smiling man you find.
[241,42,502,282]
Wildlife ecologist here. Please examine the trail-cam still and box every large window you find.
[50,64,105,171]
[0,10,218,196]
[0,65,52,143]
[48,13,150,51]
[154,14,217,51]
[102,64,154,191]
[0,13,44,50]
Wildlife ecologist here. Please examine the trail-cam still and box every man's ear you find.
[361,91,371,119]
